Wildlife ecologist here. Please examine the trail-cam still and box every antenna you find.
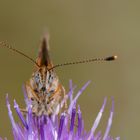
[0,41,40,67]
[48,55,117,70]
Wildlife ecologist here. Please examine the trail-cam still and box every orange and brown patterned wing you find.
[36,34,53,68]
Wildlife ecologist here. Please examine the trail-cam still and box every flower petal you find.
[88,97,107,140]
[14,100,28,130]
[103,98,114,140]
[57,113,65,140]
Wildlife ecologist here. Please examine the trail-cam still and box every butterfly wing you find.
[36,34,53,68]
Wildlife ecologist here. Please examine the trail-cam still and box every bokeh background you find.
[0,0,139,139]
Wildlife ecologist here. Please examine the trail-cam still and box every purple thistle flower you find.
[3,81,120,140]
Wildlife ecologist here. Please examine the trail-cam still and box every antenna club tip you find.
[105,55,118,61]
[114,55,118,59]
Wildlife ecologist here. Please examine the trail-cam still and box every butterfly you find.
[25,35,66,116]
[0,34,117,116]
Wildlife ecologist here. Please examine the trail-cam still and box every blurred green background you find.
[0,0,139,139]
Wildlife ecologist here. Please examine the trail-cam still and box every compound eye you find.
[48,73,55,84]
[50,75,53,83]
[35,72,41,84]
